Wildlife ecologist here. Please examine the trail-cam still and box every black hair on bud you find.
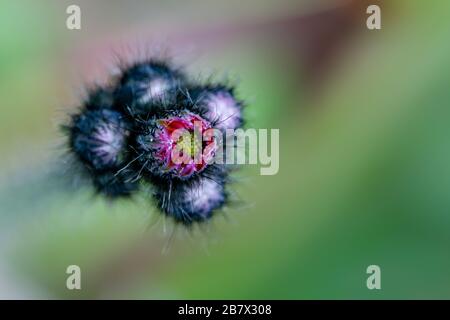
[69,109,128,171]
[84,86,115,111]
[93,171,139,198]
[64,87,140,198]
[114,60,185,117]
[152,173,227,225]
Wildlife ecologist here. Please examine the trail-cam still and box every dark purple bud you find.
[114,61,184,116]
[70,109,129,171]
[190,86,243,130]
[153,175,227,224]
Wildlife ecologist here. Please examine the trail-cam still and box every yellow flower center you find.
[176,132,201,157]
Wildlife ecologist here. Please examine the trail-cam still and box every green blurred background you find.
[1,0,450,299]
